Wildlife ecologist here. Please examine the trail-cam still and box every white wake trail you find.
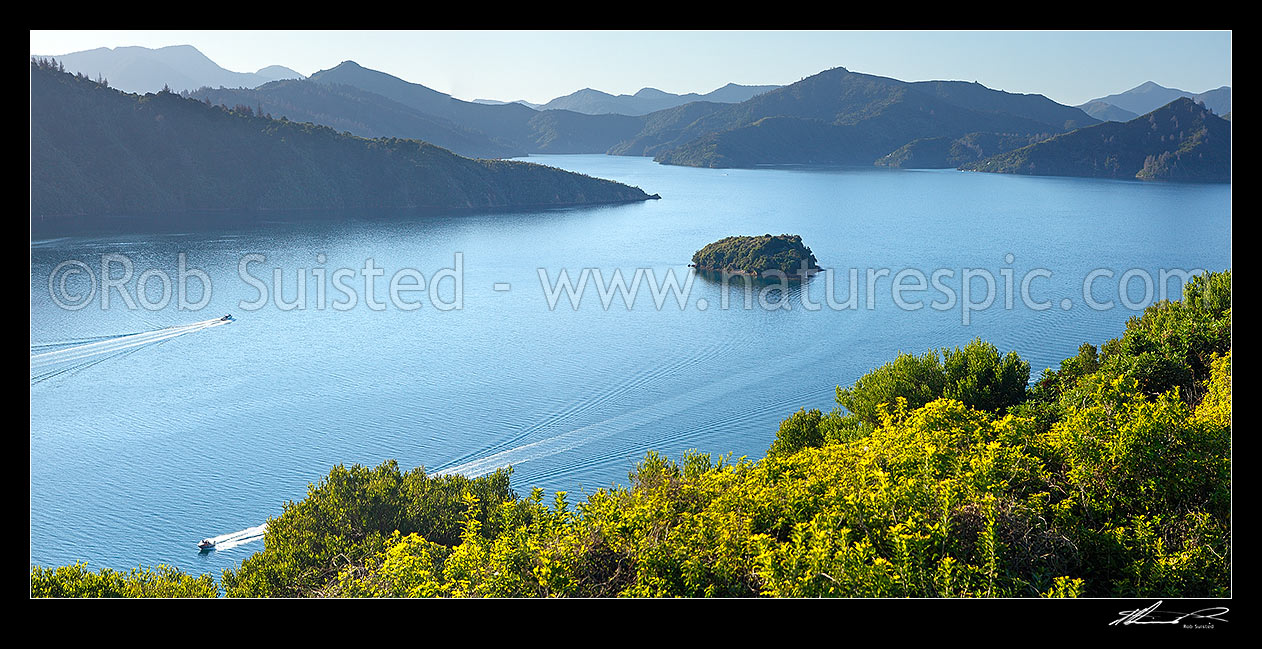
[203,523,268,551]
[31,318,231,370]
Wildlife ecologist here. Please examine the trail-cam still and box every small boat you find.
[221,314,235,322]
[198,538,216,550]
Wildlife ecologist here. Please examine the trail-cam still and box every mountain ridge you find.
[32,44,304,94]
[644,67,1097,168]
[306,61,647,154]
[538,82,780,115]
[186,78,525,159]
[1080,81,1231,118]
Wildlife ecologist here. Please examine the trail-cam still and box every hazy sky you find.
[29,30,1232,106]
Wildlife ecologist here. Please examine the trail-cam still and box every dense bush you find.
[834,339,1029,432]
[30,563,217,598]
[219,461,518,597]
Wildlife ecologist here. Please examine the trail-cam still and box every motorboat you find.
[197,538,216,550]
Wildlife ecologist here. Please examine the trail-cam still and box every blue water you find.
[29,156,1231,577]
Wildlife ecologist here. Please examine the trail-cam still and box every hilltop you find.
[538,83,780,116]
[1080,81,1231,119]
[31,44,302,94]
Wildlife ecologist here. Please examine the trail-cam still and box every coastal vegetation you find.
[691,234,819,276]
[32,270,1231,598]
[31,563,217,598]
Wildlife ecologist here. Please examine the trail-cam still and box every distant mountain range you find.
[644,67,1099,168]
[472,98,543,109]
[287,63,1102,171]
[30,46,1231,187]
[537,83,780,116]
[963,97,1230,182]
[1078,81,1231,122]
[30,60,653,230]
[305,61,646,155]
[31,45,304,94]
[1075,101,1139,123]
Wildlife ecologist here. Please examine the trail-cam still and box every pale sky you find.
[29,30,1232,106]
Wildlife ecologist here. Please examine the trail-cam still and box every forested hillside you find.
[963,98,1230,182]
[30,59,653,230]
[647,67,1096,168]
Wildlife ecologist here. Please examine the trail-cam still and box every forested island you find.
[30,59,655,231]
[691,234,819,277]
[31,271,1231,598]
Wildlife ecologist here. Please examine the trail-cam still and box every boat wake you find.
[436,337,743,473]
[31,316,234,385]
[435,337,835,482]
[202,523,268,551]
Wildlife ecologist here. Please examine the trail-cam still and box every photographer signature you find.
[1110,600,1229,626]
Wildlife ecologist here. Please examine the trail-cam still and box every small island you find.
[690,234,820,277]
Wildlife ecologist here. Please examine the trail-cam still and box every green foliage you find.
[327,531,449,597]
[836,339,1029,428]
[691,234,819,276]
[1195,351,1232,429]
[1097,270,1230,399]
[942,341,1031,412]
[1029,343,1099,404]
[1184,269,1232,316]
[1045,374,1229,521]
[219,460,517,597]
[1027,269,1229,425]
[836,350,947,427]
[756,399,1057,597]
[31,562,217,598]
[768,408,825,457]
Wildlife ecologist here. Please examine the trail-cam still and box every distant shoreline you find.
[30,196,657,237]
